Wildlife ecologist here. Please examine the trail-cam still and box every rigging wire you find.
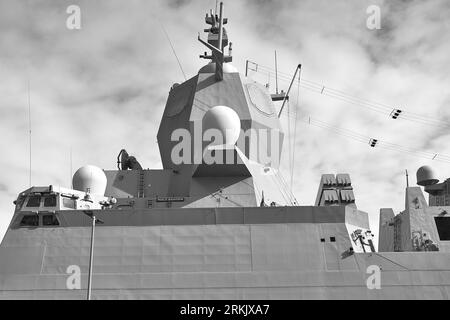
[248,61,450,128]
[290,74,446,127]
[308,117,450,161]
[303,116,450,163]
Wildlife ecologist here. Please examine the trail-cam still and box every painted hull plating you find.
[1,207,450,299]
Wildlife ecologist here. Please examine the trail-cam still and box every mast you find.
[216,2,224,80]
[198,1,232,81]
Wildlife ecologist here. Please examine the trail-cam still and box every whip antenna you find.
[27,78,32,187]
[160,23,187,81]
[275,50,279,94]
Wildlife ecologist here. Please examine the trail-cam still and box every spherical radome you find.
[202,105,241,146]
[416,165,439,186]
[72,165,107,195]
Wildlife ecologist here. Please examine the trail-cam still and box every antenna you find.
[27,78,32,187]
[160,23,187,81]
[198,1,229,81]
[216,1,224,81]
[406,169,409,187]
[70,147,73,188]
[218,2,224,53]
[275,50,279,94]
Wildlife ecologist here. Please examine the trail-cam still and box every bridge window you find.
[43,195,57,207]
[43,214,59,226]
[26,195,41,207]
[435,217,450,240]
[62,198,76,209]
[20,215,39,227]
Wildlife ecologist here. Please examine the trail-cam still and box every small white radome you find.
[72,165,107,195]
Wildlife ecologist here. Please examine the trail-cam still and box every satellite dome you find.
[202,105,241,147]
[416,165,439,186]
[72,165,107,195]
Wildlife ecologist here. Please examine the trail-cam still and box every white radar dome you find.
[202,105,241,147]
[72,165,107,195]
[416,165,439,186]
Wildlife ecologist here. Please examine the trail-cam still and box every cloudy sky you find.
[1,0,450,245]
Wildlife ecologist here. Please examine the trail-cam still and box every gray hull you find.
[1,207,450,299]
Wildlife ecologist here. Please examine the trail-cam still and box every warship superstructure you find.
[1,3,450,299]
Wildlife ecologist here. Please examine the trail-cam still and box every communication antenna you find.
[70,147,73,188]
[405,169,409,188]
[274,50,279,94]
[27,78,32,187]
[198,2,229,81]
[160,23,187,81]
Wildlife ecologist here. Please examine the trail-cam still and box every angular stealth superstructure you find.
[1,3,450,300]
[378,166,450,253]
